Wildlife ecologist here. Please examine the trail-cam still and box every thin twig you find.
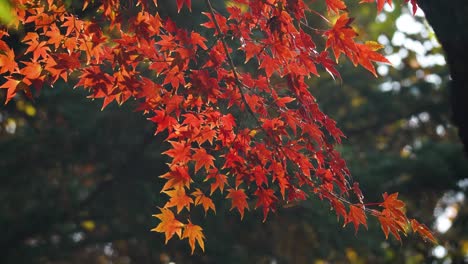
[204,0,259,125]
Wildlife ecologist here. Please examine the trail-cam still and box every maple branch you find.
[299,21,326,34]
[204,0,259,125]
[308,8,330,24]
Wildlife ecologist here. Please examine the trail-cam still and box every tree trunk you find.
[418,1,468,153]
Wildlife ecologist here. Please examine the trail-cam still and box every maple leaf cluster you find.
[0,0,433,253]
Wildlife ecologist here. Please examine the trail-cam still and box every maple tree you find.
[0,0,437,253]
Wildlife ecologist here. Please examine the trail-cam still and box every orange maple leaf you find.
[192,147,215,173]
[205,169,228,195]
[226,188,249,219]
[21,61,43,80]
[163,141,191,164]
[192,188,216,214]
[163,188,194,213]
[0,47,17,74]
[160,165,191,191]
[182,221,205,254]
[0,77,21,103]
[151,208,184,243]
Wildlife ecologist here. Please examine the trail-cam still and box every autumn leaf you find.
[380,192,406,221]
[163,188,194,213]
[411,219,437,244]
[0,77,21,103]
[149,110,178,135]
[242,41,262,63]
[405,0,419,15]
[255,188,277,221]
[45,23,63,49]
[274,96,295,108]
[192,147,215,173]
[163,141,191,165]
[176,0,191,12]
[205,169,228,195]
[190,31,208,50]
[21,61,43,80]
[226,188,249,219]
[331,198,347,221]
[0,0,435,252]
[23,38,50,61]
[160,165,191,191]
[192,188,216,214]
[151,208,184,243]
[326,0,347,13]
[355,42,390,76]
[324,13,357,61]
[0,47,17,74]
[377,193,409,241]
[346,205,367,233]
[259,55,276,78]
[182,221,205,254]
[360,0,393,13]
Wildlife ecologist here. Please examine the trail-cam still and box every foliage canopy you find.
[0,0,436,253]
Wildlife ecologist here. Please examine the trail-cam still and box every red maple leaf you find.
[148,110,178,135]
[176,0,191,13]
[346,205,367,233]
[0,0,436,252]
[326,0,347,13]
[254,188,277,221]
[405,0,419,15]
[411,219,436,243]
[355,41,390,76]
[360,0,392,13]
[324,13,357,61]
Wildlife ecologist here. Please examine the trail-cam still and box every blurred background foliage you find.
[1,1,467,263]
